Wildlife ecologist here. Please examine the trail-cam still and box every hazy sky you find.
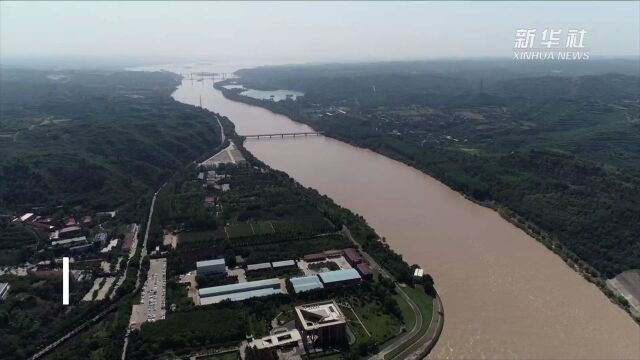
[1,1,638,65]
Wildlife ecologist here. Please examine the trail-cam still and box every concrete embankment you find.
[394,292,444,360]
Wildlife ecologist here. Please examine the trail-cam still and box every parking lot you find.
[130,258,166,329]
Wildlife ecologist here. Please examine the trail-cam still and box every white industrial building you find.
[413,268,424,282]
[196,258,227,275]
[0,282,9,301]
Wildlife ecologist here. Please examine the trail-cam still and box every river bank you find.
[216,84,639,324]
[165,69,640,359]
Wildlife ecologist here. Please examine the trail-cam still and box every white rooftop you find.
[248,329,301,349]
[197,258,225,267]
[295,300,346,330]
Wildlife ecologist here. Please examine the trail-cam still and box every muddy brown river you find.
[156,63,639,359]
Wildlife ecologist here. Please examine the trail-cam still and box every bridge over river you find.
[244,131,324,139]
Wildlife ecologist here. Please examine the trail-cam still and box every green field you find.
[225,222,255,238]
[252,221,276,235]
[178,230,220,244]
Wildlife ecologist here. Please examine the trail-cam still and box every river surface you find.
[144,63,639,359]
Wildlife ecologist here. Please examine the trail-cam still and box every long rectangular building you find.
[51,236,87,247]
[290,275,324,293]
[272,260,296,269]
[197,258,227,275]
[199,278,284,305]
[318,268,361,287]
[356,263,373,280]
[246,262,271,271]
[343,248,362,266]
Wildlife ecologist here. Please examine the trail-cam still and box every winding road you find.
[340,226,429,360]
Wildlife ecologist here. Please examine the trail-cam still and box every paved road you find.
[215,115,226,145]
[121,186,163,360]
[122,106,226,359]
[339,227,423,360]
[394,293,444,360]
[32,94,227,360]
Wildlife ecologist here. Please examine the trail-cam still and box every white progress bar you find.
[63,257,69,305]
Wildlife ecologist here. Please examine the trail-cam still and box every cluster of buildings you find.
[196,258,287,305]
[201,170,231,193]
[194,169,232,212]
[289,268,364,294]
[241,250,381,355]
[195,248,376,304]
[303,247,373,282]
[14,212,111,254]
[16,213,94,239]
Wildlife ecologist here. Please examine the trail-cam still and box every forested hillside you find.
[0,69,223,215]
[221,60,640,278]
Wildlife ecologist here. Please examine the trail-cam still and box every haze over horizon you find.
[1,1,638,68]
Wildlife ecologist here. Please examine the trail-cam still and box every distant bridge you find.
[185,72,233,79]
[243,132,324,139]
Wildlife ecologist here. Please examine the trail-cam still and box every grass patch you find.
[200,352,239,360]
[252,221,276,235]
[225,222,254,238]
[308,261,340,272]
[178,230,221,244]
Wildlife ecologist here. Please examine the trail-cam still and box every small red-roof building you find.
[80,216,92,225]
[203,196,216,208]
[323,249,343,258]
[304,253,326,262]
[33,270,63,277]
[63,217,77,226]
[58,226,82,238]
[122,234,135,250]
[343,248,363,266]
[356,263,373,281]
[27,221,56,232]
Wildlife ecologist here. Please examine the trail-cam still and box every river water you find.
[150,63,639,359]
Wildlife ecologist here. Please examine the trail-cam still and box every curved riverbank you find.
[389,291,444,360]
[167,70,640,359]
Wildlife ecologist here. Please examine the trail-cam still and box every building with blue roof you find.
[317,268,362,287]
[199,278,284,305]
[290,275,324,293]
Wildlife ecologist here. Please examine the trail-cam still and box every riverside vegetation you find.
[0,68,224,359]
[218,60,640,315]
[0,68,434,358]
